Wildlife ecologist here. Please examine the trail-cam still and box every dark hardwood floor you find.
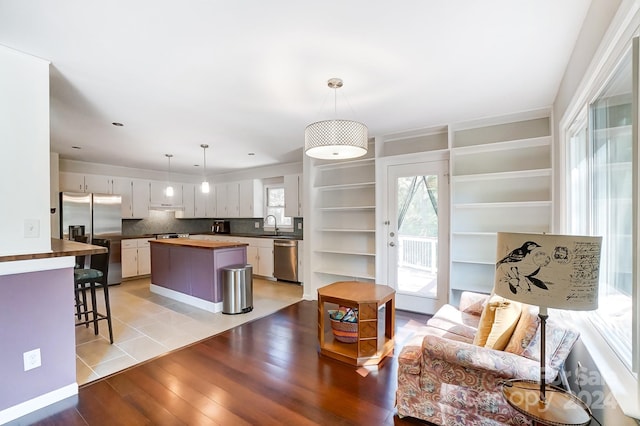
[10,301,432,426]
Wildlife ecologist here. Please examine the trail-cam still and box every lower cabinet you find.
[122,238,152,278]
[245,238,273,278]
[193,235,274,278]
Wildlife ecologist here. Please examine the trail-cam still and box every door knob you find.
[389,242,395,247]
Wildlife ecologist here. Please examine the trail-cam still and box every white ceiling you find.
[0,0,592,176]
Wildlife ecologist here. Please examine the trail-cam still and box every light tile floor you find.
[75,277,303,385]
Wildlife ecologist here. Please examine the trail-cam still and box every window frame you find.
[558,26,640,418]
[263,183,293,232]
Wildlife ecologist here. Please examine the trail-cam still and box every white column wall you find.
[0,45,51,255]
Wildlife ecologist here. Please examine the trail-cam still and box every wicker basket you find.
[328,309,358,343]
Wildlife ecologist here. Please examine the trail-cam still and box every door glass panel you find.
[396,174,438,298]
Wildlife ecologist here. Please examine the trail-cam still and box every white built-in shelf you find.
[316,181,375,190]
[452,168,552,182]
[315,249,376,256]
[315,157,375,169]
[314,269,376,280]
[453,201,552,209]
[319,228,376,233]
[451,135,550,156]
[451,231,497,236]
[451,259,496,265]
[319,206,376,211]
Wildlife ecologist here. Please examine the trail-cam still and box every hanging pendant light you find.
[200,144,210,193]
[165,154,174,197]
[304,78,368,160]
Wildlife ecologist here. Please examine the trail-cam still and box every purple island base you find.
[149,238,248,313]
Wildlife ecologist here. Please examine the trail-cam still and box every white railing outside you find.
[398,235,438,273]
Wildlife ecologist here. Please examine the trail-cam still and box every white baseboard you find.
[150,284,222,313]
[0,383,78,425]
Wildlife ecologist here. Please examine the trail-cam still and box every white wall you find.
[0,45,51,255]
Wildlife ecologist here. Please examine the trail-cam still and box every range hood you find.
[148,203,185,212]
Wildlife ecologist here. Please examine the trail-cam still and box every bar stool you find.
[74,238,114,344]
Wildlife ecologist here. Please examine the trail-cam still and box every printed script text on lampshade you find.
[304,119,368,160]
[493,232,602,311]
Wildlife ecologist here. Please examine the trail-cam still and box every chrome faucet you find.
[265,214,279,236]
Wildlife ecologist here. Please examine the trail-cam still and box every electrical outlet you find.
[24,219,40,238]
[23,348,41,371]
[255,221,260,228]
[297,222,302,230]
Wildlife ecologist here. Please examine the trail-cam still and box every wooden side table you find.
[502,380,592,426]
[317,281,395,366]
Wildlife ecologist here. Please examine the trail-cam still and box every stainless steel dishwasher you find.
[273,239,299,283]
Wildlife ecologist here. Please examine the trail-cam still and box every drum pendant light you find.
[304,78,368,160]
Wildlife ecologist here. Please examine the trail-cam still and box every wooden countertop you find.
[317,281,395,304]
[0,238,108,263]
[149,238,249,250]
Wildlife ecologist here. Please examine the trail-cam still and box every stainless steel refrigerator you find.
[59,192,122,285]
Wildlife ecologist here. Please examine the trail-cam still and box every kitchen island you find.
[149,238,248,313]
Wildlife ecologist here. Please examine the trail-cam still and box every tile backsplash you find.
[123,211,303,238]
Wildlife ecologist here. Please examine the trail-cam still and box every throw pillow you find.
[504,304,540,355]
[472,299,497,347]
[472,295,522,350]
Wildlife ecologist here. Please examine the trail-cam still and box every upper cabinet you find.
[239,179,264,218]
[150,180,183,207]
[131,178,150,219]
[449,110,552,297]
[60,172,114,194]
[284,174,303,217]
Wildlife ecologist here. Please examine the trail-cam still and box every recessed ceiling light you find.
[71,146,81,149]
[248,152,255,156]
[112,122,124,127]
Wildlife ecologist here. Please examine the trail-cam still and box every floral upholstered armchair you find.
[395,291,580,426]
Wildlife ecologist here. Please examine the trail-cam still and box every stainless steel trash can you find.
[222,264,253,314]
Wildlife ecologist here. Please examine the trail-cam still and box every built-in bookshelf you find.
[307,151,377,292]
[449,110,553,299]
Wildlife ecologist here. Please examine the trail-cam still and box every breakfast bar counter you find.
[149,238,248,312]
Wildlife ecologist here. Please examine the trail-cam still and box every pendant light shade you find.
[200,144,210,193]
[165,154,174,197]
[304,78,368,160]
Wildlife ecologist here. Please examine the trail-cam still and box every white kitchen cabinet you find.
[284,174,302,217]
[60,172,114,194]
[214,182,240,218]
[112,177,134,218]
[59,172,85,192]
[122,238,151,278]
[194,185,207,217]
[245,237,273,277]
[131,179,150,219]
[215,183,228,217]
[150,180,183,207]
[205,184,217,217]
[178,183,196,218]
[239,179,263,218]
[227,182,240,217]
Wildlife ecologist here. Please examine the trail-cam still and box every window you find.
[565,47,634,368]
[264,184,292,231]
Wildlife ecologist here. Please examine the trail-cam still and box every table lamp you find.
[494,232,602,406]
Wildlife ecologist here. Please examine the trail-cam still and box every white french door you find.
[385,160,449,314]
